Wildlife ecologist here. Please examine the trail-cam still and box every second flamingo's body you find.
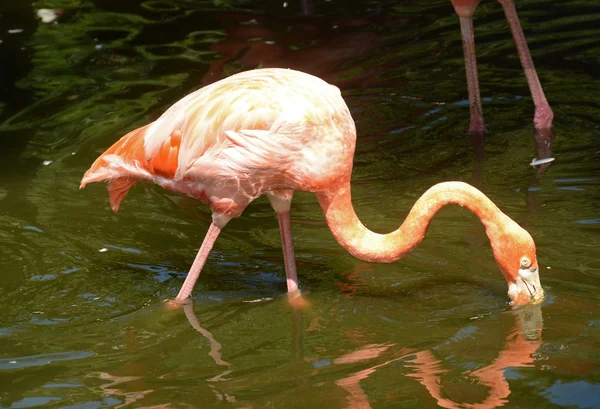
[81,68,544,306]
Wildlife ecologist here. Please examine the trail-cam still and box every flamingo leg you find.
[451,0,485,133]
[498,0,553,130]
[174,214,230,303]
[277,210,300,294]
[458,15,486,133]
[267,190,308,308]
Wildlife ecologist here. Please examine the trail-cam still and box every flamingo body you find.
[82,69,353,215]
[82,68,544,306]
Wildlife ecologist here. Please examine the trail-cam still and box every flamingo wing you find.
[81,68,343,212]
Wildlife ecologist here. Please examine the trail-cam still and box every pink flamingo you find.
[80,68,544,306]
[451,0,553,132]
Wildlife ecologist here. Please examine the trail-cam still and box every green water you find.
[1,0,600,408]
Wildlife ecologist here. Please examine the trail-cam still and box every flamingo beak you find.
[507,263,545,305]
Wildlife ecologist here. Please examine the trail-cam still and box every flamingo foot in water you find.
[288,290,310,309]
[165,297,192,309]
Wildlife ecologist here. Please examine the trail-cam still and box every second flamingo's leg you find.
[267,190,307,308]
[498,0,553,130]
[451,0,486,133]
[174,213,231,303]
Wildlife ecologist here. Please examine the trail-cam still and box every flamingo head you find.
[488,217,545,305]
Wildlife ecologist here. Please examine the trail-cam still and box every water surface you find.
[1,0,600,408]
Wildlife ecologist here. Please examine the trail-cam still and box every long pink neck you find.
[316,181,508,263]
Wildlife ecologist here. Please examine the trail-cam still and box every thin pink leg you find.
[174,221,224,303]
[458,16,486,133]
[498,0,553,130]
[277,211,299,294]
[276,211,309,309]
[268,190,308,308]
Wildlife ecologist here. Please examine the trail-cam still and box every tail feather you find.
[108,178,137,213]
[80,123,182,213]
[80,125,151,189]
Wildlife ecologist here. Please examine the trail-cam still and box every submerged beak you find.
[508,264,545,305]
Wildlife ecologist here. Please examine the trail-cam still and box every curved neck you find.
[316,181,509,263]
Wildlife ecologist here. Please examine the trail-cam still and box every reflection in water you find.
[96,329,169,409]
[96,305,237,408]
[525,129,555,213]
[334,343,405,409]
[182,303,233,382]
[1,0,600,407]
[98,372,157,409]
[175,302,543,409]
[470,126,556,215]
[182,303,244,405]
[201,11,406,91]
[333,305,543,409]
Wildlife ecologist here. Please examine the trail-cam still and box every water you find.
[1,0,599,407]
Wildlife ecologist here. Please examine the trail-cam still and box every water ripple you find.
[0,351,94,370]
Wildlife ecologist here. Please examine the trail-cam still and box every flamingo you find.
[80,68,544,306]
[451,0,553,132]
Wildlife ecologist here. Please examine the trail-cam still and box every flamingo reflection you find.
[332,305,543,409]
[95,305,237,408]
[201,11,406,91]
[181,303,239,403]
[170,294,543,408]
[96,329,170,408]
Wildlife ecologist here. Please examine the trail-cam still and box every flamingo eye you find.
[520,257,531,268]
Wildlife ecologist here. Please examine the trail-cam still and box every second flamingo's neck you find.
[316,181,508,263]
